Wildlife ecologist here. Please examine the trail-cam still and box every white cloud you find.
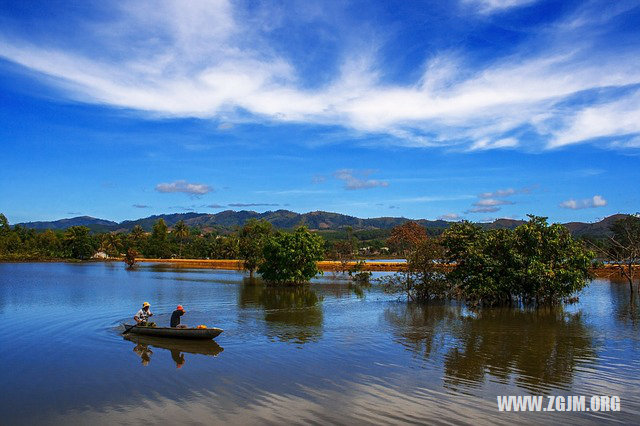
[559,195,607,210]
[334,169,389,190]
[550,90,640,148]
[463,0,537,14]
[469,137,519,151]
[155,180,212,195]
[466,186,530,214]
[0,1,638,151]
[467,206,500,213]
[479,188,516,198]
[473,198,514,207]
[438,213,461,221]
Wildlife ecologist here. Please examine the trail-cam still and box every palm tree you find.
[129,225,146,250]
[100,233,122,257]
[173,220,190,257]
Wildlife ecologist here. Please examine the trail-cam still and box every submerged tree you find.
[381,237,448,301]
[442,215,594,306]
[238,219,273,278]
[599,215,640,293]
[124,248,138,269]
[258,226,324,285]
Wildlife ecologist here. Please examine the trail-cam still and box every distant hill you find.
[563,214,627,237]
[18,216,119,233]
[16,210,631,239]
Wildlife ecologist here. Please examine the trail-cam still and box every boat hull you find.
[123,324,223,340]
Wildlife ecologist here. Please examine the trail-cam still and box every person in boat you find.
[133,343,153,366]
[170,305,188,328]
[134,302,156,327]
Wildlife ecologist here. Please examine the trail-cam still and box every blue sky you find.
[1,0,639,224]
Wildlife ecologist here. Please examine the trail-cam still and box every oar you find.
[122,323,138,335]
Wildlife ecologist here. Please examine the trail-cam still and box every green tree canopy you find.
[442,215,594,306]
[258,226,324,285]
[239,219,273,278]
[64,226,96,260]
[149,219,171,258]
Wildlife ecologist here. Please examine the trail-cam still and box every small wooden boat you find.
[122,324,223,340]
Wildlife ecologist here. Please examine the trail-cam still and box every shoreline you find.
[1,257,634,278]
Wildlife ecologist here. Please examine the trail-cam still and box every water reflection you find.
[239,279,323,343]
[609,278,640,327]
[385,303,596,393]
[125,335,223,368]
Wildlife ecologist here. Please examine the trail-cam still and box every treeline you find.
[0,213,431,262]
[0,214,242,261]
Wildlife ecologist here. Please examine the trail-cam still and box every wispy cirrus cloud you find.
[559,195,607,210]
[334,169,389,190]
[155,180,212,196]
[132,204,150,208]
[463,0,537,14]
[0,1,638,152]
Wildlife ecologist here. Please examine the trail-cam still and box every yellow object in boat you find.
[197,324,207,329]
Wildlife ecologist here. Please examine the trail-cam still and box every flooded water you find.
[0,262,638,425]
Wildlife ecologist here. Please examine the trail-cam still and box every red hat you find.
[176,305,185,311]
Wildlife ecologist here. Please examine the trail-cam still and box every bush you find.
[258,227,324,285]
[381,238,448,301]
[442,215,594,306]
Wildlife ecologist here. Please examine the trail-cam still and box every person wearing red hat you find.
[170,305,187,328]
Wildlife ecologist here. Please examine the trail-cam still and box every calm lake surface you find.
[0,262,638,425]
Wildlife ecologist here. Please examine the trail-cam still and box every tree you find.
[441,215,594,306]
[124,248,138,269]
[239,219,273,278]
[209,234,239,259]
[36,230,61,258]
[0,213,9,236]
[599,215,640,293]
[149,219,170,258]
[381,237,448,301]
[172,220,189,257]
[387,221,427,257]
[129,225,146,251]
[327,240,356,273]
[258,227,325,285]
[64,226,95,259]
[100,233,122,257]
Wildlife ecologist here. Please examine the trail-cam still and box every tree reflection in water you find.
[385,303,596,393]
[239,279,323,344]
[609,278,640,328]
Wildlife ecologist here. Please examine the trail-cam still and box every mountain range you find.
[16,210,629,238]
